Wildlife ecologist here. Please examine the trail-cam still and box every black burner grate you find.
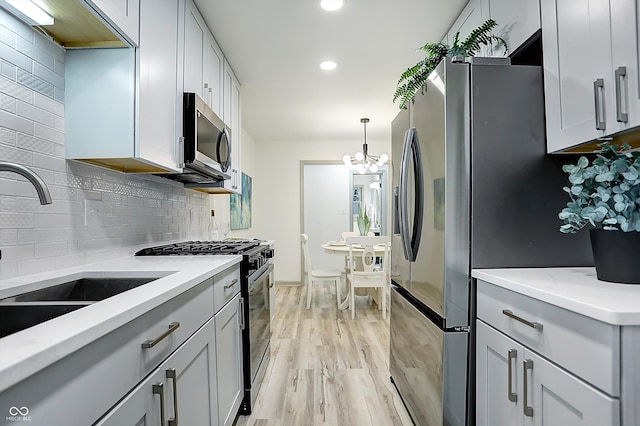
[135,240,261,256]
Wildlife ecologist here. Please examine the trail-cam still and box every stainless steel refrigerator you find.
[389,57,592,426]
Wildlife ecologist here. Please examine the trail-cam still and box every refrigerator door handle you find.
[399,127,424,262]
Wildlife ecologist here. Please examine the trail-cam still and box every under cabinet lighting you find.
[5,0,53,25]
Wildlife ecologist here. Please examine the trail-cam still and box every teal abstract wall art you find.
[230,172,252,229]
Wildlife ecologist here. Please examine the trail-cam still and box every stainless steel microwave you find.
[182,92,231,182]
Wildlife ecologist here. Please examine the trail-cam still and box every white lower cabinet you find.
[477,320,619,426]
[96,317,218,425]
[215,293,243,426]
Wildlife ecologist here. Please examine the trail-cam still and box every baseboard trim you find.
[276,281,302,286]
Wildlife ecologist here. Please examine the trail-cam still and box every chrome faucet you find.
[0,162,52,205]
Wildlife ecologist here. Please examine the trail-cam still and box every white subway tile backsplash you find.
[16,36,53,69]
[0,196,16,212]
[17,132,54,155]
[32,152,66,171]
[0,212,33,228]
[1,229,17,245]
[0,128,15,146]
[34,241,67,258]
[16,68,54,99]
[0,108,33,134]
[0,92,15,112]
[0,74,32,102]
[34,92,63,117]
[34,122,63,144]
[0,42,30,71]
[17,100,56,126]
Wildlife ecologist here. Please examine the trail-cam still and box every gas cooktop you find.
[135,240,263,256]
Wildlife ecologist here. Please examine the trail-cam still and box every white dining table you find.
[321,241,388,310]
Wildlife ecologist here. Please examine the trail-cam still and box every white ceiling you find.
[194,0,468,144]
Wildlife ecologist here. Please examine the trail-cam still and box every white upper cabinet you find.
[447,0,482,48]
[66,0,182,173]
[183,0,206,100]
[542,0,640,152]
[85,0,140,46]
[205,34,224,117]
[479,0,540,56]
[221,59,242,194]
[183,0,224,116]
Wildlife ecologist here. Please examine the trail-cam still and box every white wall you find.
[0,9,211,280]
[250,137,391,283]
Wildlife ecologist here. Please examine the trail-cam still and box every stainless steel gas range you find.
[135,239,274,415]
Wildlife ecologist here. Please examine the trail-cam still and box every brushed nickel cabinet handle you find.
[142,322,181,349]
[224,278,239,289]
[166,368,179,426]
[502,310,543,330]
[615,66,628,123]
[523,359,534,417]
[508,349,518,403]
[594,78,606,130]
[152,383,166,426]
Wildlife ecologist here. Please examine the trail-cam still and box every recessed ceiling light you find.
[320,0,343,11]
[320,61,337,71]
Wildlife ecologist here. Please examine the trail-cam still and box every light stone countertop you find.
[0,255,241,393]
[472,267,640,326]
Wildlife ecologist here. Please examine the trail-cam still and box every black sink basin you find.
[0,303,90,338]
[0,275,166,338]
[1,277,159,302]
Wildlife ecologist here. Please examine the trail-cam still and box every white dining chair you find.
[345,236,391,319]
[301,234,343,309]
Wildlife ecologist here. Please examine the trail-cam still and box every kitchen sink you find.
[1,277,161,302]
[0,303,90,338]
[0,273,172,338]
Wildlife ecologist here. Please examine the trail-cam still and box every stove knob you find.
[264,249,274,258]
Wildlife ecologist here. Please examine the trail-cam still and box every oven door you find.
[247,262,273,385]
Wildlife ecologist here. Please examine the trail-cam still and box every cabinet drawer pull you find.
[593,78,606,130]
[615,66,629,123]
[523,359,534,417]
[507,349,518,403]
[224,278,239,289]
[502,310,543,330]
[142,322,181,349]
[152,383,166,426]
[166,368,179,426]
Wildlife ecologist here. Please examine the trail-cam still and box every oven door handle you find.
[248,262,274,285]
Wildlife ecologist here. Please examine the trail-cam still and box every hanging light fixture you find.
[343,118,388,174]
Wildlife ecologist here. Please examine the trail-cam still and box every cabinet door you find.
[480,0,540,55]
[215,294,243,426]
[97,318,218,426]
[476,320,524,426]
[447,0,482,50]
[222,60,242,193]
[137,0,182,172]
[609,0,640,134]
[526,350,620,426]
[184,0,206,99]
[205,34,224,117]
[86,0,140,45]
[541,0,612,152]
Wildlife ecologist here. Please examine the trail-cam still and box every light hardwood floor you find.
[236,284,413,426]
